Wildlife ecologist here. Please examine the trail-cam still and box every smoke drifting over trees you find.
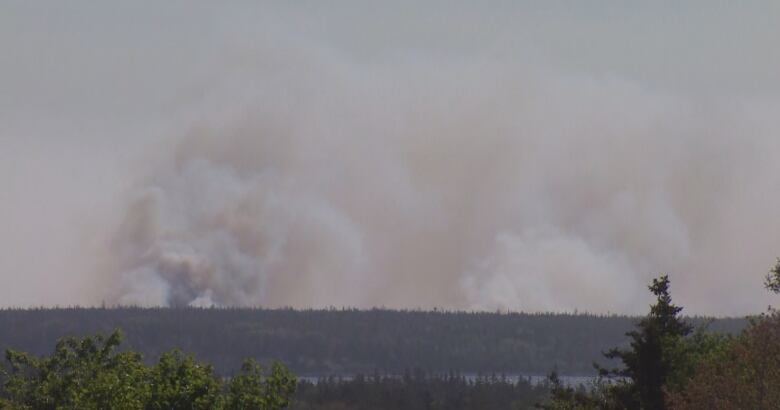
[2,2,780,313]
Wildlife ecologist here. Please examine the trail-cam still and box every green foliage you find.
[0,330,295,410]
[545,275,709,410]
[662,326,730,394]
[147,350,222,409]
[598,275,693,409]
[545,257,780,409]
[764,258,780,294]
[227,360,296,410]
[292,372,549,410]
[537,371,619,410]
[667,310,780,409]
[2,330,150,409]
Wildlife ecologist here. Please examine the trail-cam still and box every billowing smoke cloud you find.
[3,2,780,314]
[104,39,780,313]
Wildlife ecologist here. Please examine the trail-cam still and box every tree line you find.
[0,307,744,377]
[292,372,550,410]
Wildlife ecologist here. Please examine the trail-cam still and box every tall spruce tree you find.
[598,275,692,409]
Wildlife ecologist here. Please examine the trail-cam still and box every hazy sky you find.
[2,1,779,314]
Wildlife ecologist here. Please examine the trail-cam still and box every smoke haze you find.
[2,1,780,314]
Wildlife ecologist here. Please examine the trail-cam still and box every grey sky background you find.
[1,1,779,314]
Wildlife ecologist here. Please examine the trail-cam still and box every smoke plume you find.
[105,42,780,313]
[3,2,780,314]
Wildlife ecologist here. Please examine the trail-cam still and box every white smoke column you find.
[104,35,780,313]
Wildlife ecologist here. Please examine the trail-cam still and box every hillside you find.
[0,308,746,376]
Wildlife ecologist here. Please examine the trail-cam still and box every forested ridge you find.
[0,308,745,376]
[1,261,778,408]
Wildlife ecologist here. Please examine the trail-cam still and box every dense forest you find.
[0,308,745,377]
[292,372,551,410]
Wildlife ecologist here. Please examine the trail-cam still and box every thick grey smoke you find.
[105,40,780,313]
[3,1,780,314]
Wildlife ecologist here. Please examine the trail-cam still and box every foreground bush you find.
[0,330,295,409]
[667,311,780,409]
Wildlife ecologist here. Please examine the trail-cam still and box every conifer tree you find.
[764,258,780,294]
[597,275,692,409]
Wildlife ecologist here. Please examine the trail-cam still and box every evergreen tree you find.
[598,275,692,409]
[764,258,780,294]
[542,275,694,409]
